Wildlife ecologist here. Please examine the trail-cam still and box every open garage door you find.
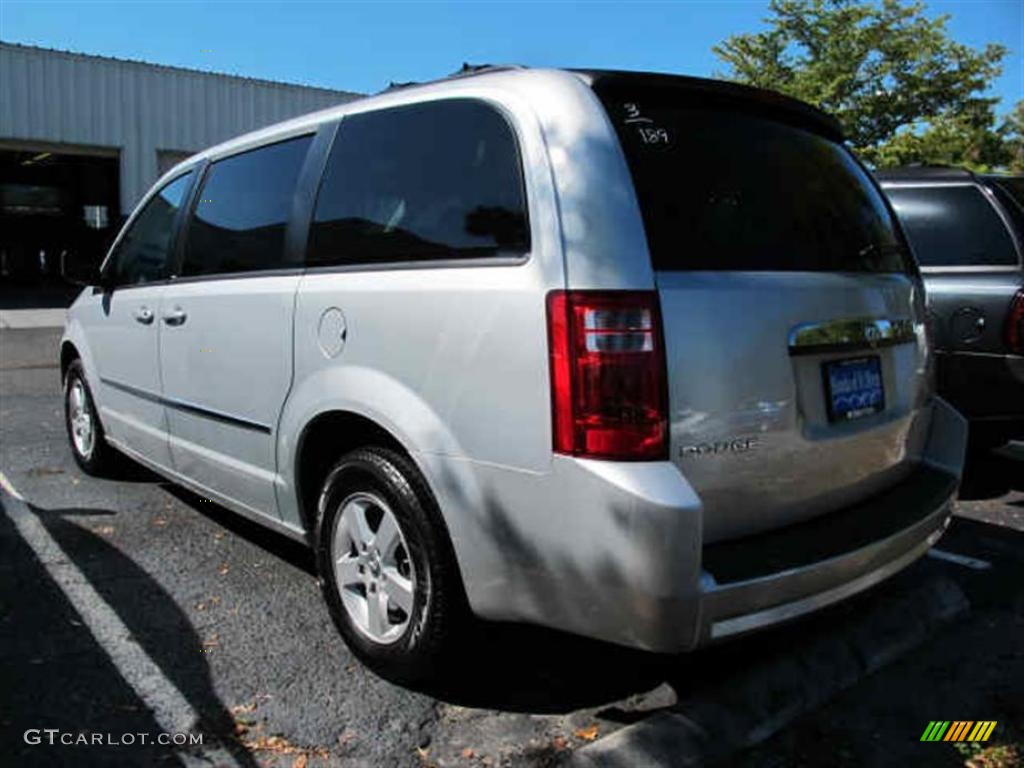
[0,144,120,307]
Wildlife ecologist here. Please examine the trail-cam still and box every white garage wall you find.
[0,42,360,214]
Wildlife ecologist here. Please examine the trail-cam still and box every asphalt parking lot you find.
[1,325,1022,768]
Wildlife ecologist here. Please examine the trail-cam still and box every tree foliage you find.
[713,0,1018,170]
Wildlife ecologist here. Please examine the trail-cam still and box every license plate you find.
[823,356,884,423]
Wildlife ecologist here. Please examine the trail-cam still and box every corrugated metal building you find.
[0,42,359,286]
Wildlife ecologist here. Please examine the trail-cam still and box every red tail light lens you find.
[1007,289,1024,355]
[547,290,668,460]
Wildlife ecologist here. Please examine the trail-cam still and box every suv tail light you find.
[546,290,668,460]
[1007,289,1024,355]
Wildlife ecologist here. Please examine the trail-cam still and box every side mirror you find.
[60,250,107,289]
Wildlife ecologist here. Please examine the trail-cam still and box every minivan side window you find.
[106,171,193,286]
[886,185,1020,268]
[307,100,529,266]
[180,135,313,277]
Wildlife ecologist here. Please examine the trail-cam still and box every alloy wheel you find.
[332,492,417,644]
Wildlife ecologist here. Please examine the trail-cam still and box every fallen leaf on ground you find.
[338,730,356,747]
[27,467,63,477]
[219,563,230,575]
[291,755,308,768]
[551,736,569,751]
[575,725,600,742]
[461,747,475,758]
[966,744,1021,768]
[231,702,257,716]
[241,734,328,758]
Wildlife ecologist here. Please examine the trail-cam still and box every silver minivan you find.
[60,66,967,680]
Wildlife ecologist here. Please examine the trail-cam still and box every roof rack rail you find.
[448,62,525,78]
[382,80,420,92]
[379,62,526,94]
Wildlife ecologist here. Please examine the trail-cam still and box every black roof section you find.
[574,69,844,142]
[873,166,978,182]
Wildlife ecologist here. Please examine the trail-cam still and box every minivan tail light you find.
[547,290,668,460]
[1007,289,1024,355]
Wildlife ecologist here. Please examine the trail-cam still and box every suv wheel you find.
[64,359,119,475]
[316,447,460,681]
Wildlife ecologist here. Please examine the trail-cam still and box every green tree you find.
[713,0,1009,169]
[1001,100,1024,172]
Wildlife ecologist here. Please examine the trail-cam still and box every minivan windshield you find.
[595,87,909,273]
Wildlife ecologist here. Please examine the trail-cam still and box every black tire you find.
[315,447,463,682]
[64,359,120,476]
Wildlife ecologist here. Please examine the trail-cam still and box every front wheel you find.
[316,447,462,682]
[64,359,120,476]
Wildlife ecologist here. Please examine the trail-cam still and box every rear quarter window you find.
[307,99,529,267]
[885,185,1020,268]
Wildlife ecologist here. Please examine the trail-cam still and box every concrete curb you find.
[0,308,67,329]
[570,574,969,767]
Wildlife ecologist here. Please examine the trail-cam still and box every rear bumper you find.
[443,397,966,652]
[693,396,965,650]
[698,461,955,644]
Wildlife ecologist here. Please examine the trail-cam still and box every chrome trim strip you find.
[101,378,272,434]
[878,181,974,189]
[787,316,916,356]
[920,265,1022,274]
[709,524,947,639]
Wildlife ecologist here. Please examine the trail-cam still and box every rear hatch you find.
[592,76,932,543]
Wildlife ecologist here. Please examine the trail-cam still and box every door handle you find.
[163,307,187,326]
[133,307,154,325]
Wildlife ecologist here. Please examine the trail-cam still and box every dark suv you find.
[878,167,1024,450]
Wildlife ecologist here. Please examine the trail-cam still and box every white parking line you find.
[0,469,24,499]
[0,471,241,767]
[928,547,992,571]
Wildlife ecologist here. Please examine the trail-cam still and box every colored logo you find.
[920,721,998,742]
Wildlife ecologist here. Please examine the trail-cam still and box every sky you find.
[1,0,1021,115]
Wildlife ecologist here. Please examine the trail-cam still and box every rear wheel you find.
[64,359,120,476]
[316,447,461,682]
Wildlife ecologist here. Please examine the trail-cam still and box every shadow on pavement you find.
[0,498,259,767]
[160,483,316,576]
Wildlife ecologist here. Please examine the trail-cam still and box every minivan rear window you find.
[594,88,908,273]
